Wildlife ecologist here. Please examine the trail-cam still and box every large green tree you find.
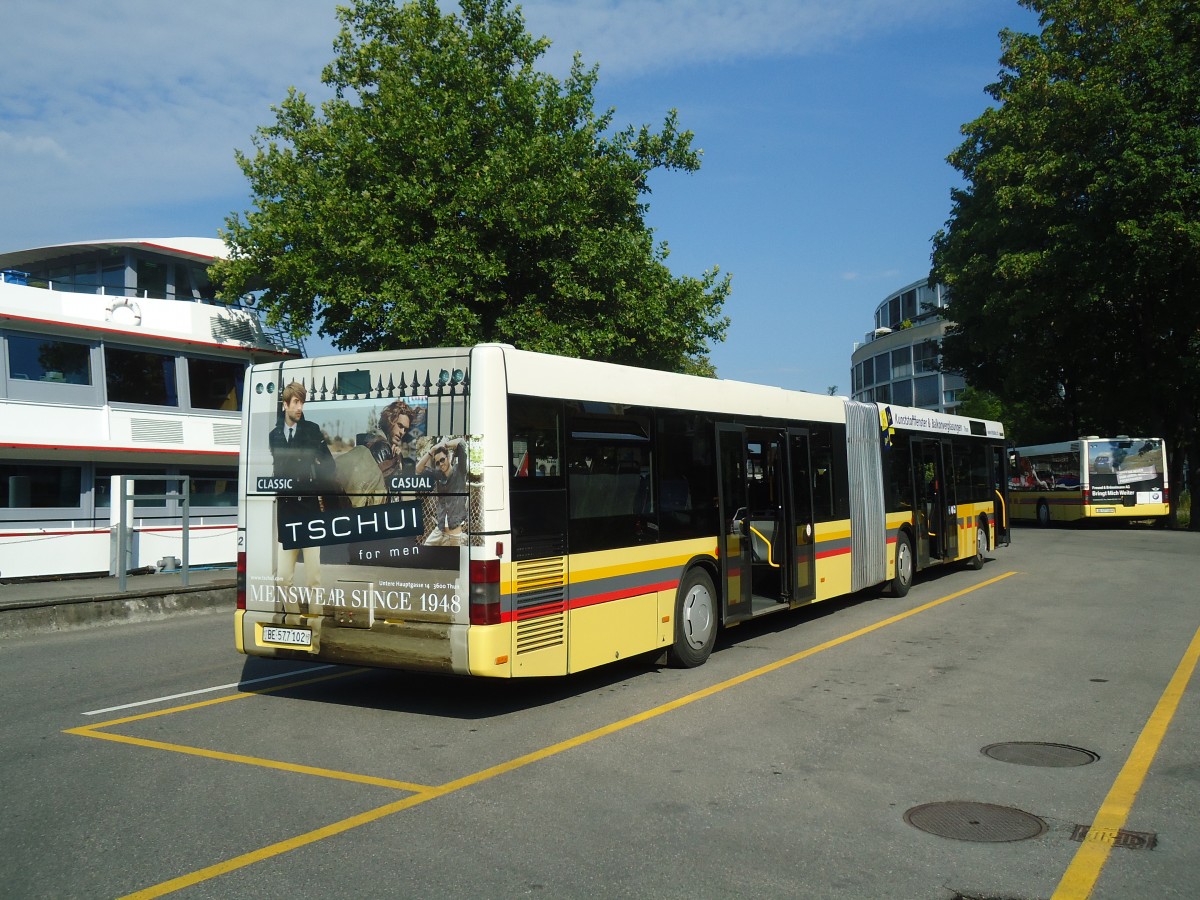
[931,0,1200,524]
[212,0,729,374]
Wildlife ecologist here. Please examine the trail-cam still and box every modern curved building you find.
[850,278,965,415]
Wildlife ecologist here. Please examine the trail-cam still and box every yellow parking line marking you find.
[111,571,1017,898]
[1052,621,1200,899]
[121,791,440,900]
[69,726,432,792]
[66,669,427,790]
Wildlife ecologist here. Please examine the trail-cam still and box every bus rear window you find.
[509,396,562,480]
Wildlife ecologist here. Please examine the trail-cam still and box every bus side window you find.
[884,432,913,511]
[655,411,717,541]
[508,395,562,481]
[564,403,653,552]
[810,423,836,522]
[952,439,973,504]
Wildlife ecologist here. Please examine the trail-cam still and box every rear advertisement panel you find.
[242,356,480,638]
[1087,438,1165,506]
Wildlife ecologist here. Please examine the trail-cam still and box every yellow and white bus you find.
[236,345,1010,676]
[1008,436,1169,525]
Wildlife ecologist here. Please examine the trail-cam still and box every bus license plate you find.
[262,626,312,647]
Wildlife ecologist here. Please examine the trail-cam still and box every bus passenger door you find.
[991,446,1011,547]
[788,428,816,605]
[717,424,752,620]
[941,442,958,559]
[914,439,953,564]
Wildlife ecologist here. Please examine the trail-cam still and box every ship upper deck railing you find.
[2,267,305,356]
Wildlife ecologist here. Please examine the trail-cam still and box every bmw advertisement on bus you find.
[240,359,479,635]
[1087,438,1165,505]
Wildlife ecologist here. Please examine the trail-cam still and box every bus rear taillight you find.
[236,551,247,611]
[469,558,501,625]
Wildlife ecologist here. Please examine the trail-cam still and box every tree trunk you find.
[1188,435,1200,532]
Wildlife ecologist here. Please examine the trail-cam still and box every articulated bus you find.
[236,345,1009,676]
[1009,436,1169,525]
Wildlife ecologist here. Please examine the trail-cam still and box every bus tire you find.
[1036,501,1051,528]
[668,567,718,668]
[889,531,914,597]
[966,523,987,570]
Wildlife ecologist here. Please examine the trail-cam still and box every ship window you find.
[187,358,244,411]
[0,464,82,509]
[173,265,194,301]
[186,469,239,507]
[95,467,170,509]
[105,346,179,407]
[185,264,217,301]
[93,468,236,510]
[6,334,92,384]
[101,255,126,296]
[136,259,167,300]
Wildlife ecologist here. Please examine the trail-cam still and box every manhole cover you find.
[982,741,1099,767]
[904,801,1047,842]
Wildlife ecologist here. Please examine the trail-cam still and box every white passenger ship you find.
[0,238,301,580]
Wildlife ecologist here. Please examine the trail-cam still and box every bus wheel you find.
[966,525,987,570]
[889,532,914,597]
[1036,501,1051,528]
[668,567,717,668]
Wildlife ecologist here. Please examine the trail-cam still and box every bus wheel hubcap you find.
[682,585,714,649]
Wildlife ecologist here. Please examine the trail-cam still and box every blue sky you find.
[0,0,1038,394]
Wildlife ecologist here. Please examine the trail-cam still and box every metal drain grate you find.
[981,741,1099,767]
[904,801,1047,842]
[1071,824,1157,850]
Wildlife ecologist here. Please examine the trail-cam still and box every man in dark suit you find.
[268,381,334,589]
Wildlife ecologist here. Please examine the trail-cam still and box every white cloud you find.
[0,0,340,246]
[521,0,982,77]
[0,131,68,161]
[0,0,993,250]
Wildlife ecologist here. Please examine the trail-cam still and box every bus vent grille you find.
[514,557,565,654]
[131,418,185,443]
[212,423,241,445]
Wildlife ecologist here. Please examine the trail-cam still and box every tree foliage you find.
[931,0,1200,520]
[211,0,729,374]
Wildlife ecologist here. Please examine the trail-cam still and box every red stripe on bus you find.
[513,601,566,620]
[569,580,679,610]
[497,579,681,624]
[814,546,851,560]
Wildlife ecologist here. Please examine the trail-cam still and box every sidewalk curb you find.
[0,582,235,637]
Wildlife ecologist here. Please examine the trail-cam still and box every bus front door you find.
[719,426,814,617]
[914,439,955,565]
[788,428,816,605]
[717,424,752,620]
[991,446,1011,547]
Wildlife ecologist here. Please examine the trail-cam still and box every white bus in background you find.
[1009,436,1169,525]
